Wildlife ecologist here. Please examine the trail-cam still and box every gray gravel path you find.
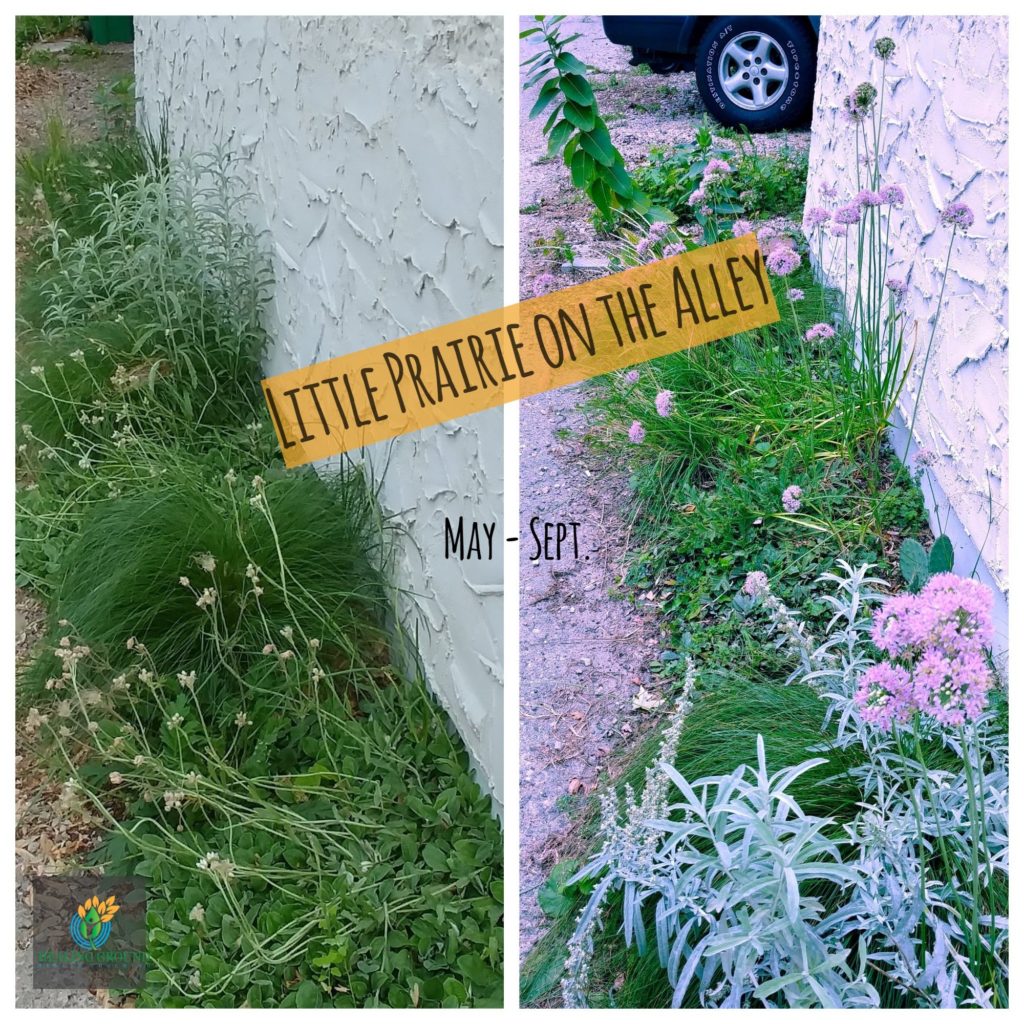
[517,382,665,959]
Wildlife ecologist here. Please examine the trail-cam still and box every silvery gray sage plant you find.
[561,563,1006,1008]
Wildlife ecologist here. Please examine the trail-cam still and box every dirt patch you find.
[15,43,134,152]
[518,382,668,959]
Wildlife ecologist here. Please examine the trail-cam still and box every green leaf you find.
[899,537,930,593]
[529,79,561,120]
[537,860,579,918]
[542,101,565,135]
[294,980,322,1009]
[422,843,448,871]
[562,101,596,133]
[554,52,589,76]
[558,73,594,107]
[570,148,594,189]
[590,177,614,217]
[456,952,498,988]
[546,118,575,154]
[603,160,635,197]
[579,129,615,168]
[928,534,954,574]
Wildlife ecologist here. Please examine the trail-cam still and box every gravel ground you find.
[517,17,808,964]
[517,382,666,960]
[517,16,676,960]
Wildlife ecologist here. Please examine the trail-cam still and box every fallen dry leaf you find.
[632,686,665,712]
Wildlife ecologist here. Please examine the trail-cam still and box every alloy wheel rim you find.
[717,31,790,111]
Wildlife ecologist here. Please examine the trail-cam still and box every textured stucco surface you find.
[806,16,1008,657]
[134,16,504,808]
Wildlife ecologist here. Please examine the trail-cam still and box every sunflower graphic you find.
[70,894,120,950]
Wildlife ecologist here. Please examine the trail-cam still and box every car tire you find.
[694,16,817,132]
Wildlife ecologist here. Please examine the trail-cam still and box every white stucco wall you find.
[805,16,1008,663]
[134,16,504,809]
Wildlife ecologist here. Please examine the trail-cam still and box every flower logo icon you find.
[69,894,119,950]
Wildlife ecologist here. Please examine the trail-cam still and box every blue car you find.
[602,16,820,132]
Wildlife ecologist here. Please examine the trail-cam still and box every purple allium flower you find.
[941,201,975,231]
[781,485,803,513]
[732,218,754,238]
[855,189,883,207]
[687,187,706,207]
[874,37,896,61]
[655,389,674,418]
[787,288,805,301]
[886,276,908,301]
[623,369,640,384]
[636,236,651,258]
[628,420,646,444]
[863,573,995,728]
[820,182,839,201]
[842,82,878,123]
[805,206,829,229]
[912,644,992,726]
[743,571,769,598]
[805,323,836,342]
[870,593,921,656]
[663,241,687,256]
[856,662,915,729]
[648,220,670,240]
[912,447,937,469]
[699,204,713,217]
[880,183,905,207]
[532,273,557,298]
[765,246,801,277]
[917,573,994,651]
[834,204,862,225]
[830,223,848,237]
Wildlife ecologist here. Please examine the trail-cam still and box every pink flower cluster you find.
[655,390,674,417]
[803,184,905,237]
[781,485,803,513]
[941,201,975,231]
[743,571,769,598]
[765,246,801,277]
[833,204,862,226]
[689,157,734,211]
[805,206,829,229]
[628,420,646,444]
[805,323,835,342]
[856,573,994,729]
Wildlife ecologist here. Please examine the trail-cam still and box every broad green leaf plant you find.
[521,15,659,221]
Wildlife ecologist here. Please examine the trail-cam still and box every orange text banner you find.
[263,233,779,467]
